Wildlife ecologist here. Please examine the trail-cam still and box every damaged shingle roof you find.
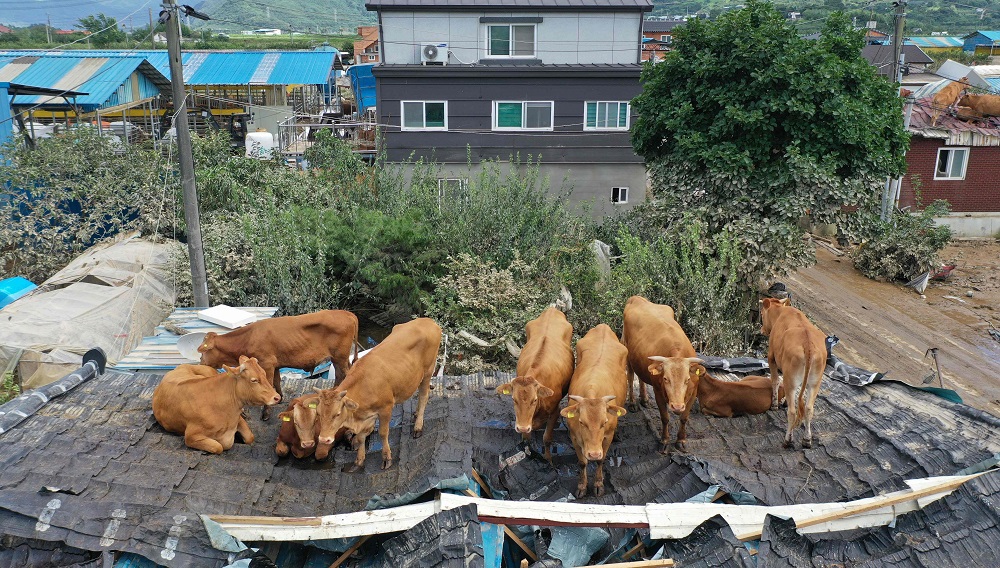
[0,368,999,566]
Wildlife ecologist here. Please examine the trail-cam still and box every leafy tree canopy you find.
[76,14,127,47]
[632,0,909,233]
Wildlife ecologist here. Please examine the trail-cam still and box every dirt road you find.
[786,240,1000,414]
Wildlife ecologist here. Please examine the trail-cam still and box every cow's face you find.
[647,356,702,413]
[759,298,790,335]
[315,388,359,445]
[291,395,321,448]
[496,376,554,434]
[226,355,281,406]
[561,395,625,461]
[197,332,223,367]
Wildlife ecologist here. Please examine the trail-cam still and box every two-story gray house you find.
[366,0,653,217]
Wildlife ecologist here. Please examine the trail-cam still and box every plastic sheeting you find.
[0,233,179,388]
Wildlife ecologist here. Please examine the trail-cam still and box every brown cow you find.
[931,78,968,126]
[315,318,442,473]
[760,298,827,449]
[197,310,359,420]
[275,394,324,459]
[496,307,574,462]
[561,324,628,498]
[958,93,1000,117]
[696,368,782,418]
[152,356,281,454]
[622,295,699,453]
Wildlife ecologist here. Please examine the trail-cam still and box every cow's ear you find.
[647,364,662,376]
[560,405,579,419]
[198,332,217,352]
[343,397,359,411]
[608,405,627,418]
[279,411,292,422]
[779,298,790,306]
[238,355,250,365]
[222,364,240,376]
[496,382,514,396]
[537,385,554,398]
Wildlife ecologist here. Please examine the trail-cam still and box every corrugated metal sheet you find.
[964,30,1000,41]
[266,52,335,85]
[907,95,1000,146]
[905,36,964,49]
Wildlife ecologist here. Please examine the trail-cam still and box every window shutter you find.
[586,102,597,128]
[497,102,522,127]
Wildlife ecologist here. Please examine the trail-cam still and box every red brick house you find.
[354,25,380,64]
[641,19,685,62]
[899,96,1000,237]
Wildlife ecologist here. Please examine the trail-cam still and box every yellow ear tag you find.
[501,388,511,395]
[695,369,701,375]
[616,409,624,417]
[308,403,318,409]
[566,411,575,418]
[281,416,291,422]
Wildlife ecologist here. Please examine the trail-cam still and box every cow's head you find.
[226,355,281,406]
[197,332,223,367]
[647,356,703,413]
[289,395,321,449]
[560,395,626,461]
[496,376,554,434]
[315,388,360,446]
[759,297,790,335]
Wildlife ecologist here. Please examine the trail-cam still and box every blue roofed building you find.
[962,30,1000,53]
[905,36,964,53]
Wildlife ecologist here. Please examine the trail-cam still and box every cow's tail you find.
[350,321,361,366]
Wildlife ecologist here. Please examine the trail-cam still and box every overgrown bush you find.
[0,372,19,405]
[852,200,953,282]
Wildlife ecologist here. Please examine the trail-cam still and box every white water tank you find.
[245,128,274,159]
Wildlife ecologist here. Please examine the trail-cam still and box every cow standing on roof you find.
[496,307,574,463]
[760,298,827,449]
[562,324,629,498]
[152,356,281,454]
[315,318,442,473]
[621,295,700,453]
[197,309,359,420]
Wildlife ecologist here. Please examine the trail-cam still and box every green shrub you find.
[0,372,20,405]
[852,201,953,282]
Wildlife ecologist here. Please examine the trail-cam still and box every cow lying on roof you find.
[316,318,442,473]
[760,298,827,449]
[152,356,280,454]
[496,307,574,463]
[622,295,700,453]
[562,324,628,498]
[197,309,359,420]
[696,370,782,418]
[275,393,325,460]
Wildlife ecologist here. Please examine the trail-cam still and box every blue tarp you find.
[347,64,376,115]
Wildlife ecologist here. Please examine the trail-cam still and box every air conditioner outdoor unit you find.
[421,43,448,65]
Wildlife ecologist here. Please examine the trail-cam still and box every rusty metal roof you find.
[907,96,1000,146]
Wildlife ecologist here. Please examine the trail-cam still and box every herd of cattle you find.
[151,295,828,496]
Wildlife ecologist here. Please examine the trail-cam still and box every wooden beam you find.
[471,469,493,499]
[329,535,370,568]
[462,489,536,562]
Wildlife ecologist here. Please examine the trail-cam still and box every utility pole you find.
[46,14,52,44]
[891,0,907,85]
[149,8,155,48]
[162,0,211,307]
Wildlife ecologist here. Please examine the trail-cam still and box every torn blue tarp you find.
[545,526,609,568]
[481,522,504,568]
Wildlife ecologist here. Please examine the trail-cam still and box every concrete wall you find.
[395,161,648,219]
[381,11,642,65]
[933,212,1000,238]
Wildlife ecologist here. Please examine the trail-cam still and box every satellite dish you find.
[177,332,209,361]
[423,44,439,60]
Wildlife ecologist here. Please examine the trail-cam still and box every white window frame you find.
[584,101,631,131]
[484,23,537,58]
[660,34,669,41]
[612,187,629,204]
[492,101,555,131]
[934,147,969,180]
[400,100,448,131]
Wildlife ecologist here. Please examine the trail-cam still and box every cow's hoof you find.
[802,438,813,449]
[261,407,272,421]
[770,403,779,411]
[594,485,605,498]
[641,399,655,409]
[575,486,588,499]
[627,401,639,413]
[342,462,364,473]
[782,439,795,450]
[412,429,423,439]
[381,458,393,470]
[676,441,687,453]
[657,443,671,455]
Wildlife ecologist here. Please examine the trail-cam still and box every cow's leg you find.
[342,432,369,473]
[260,365,281,421]
[314,442,332,461]
[594,434,614,497]
[801,365,823,449]
[542,411,559,464]
[573,445,589,498]
[378,407,394,469]
[783,371,802,449]
[652,387,672,454]
[639,381,653,408]
[768,351,781,411]
[413,363,434,438]
[332,354,350,387]
[275,439,290,457]
[184,430,224,454]
[676,407,692,452]
[236,415,255,445]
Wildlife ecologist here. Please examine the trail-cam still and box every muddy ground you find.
[786,239,1000,414]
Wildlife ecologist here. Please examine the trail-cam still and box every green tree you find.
[77,14,127,47]
[631,1,909,280]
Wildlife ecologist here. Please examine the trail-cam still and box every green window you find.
[401,101,447,130]
[488,24,535,57]
[494,101,552,130]
[585,101,630,130]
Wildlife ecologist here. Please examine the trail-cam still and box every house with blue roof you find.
[905,36,964,53]
[962,30,1000,53]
